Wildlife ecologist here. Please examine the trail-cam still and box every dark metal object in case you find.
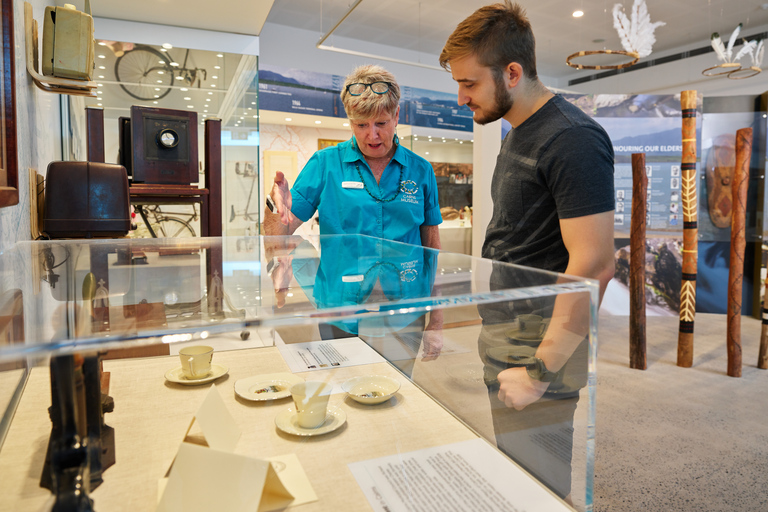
[44,161,130,238]
[117,116,132,176]
[129,106,198,184]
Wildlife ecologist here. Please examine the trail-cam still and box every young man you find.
[440,1,615,499]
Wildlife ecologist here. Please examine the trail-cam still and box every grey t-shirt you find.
[482,95,615,273]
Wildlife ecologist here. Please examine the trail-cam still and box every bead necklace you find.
[355,162,403,203]
[356,261,405,304]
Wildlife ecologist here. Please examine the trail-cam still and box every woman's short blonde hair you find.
[341,65,401,120]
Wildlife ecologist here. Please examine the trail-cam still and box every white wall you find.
[0,0,62,252]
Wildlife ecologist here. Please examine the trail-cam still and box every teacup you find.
[290,381,332,429]
[179,345,213,379]
[517,314,544,339]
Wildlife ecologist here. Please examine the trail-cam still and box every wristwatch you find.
[523,357,560,382]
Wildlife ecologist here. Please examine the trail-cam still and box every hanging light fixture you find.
[566,0,665,70]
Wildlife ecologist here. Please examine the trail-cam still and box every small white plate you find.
[342,375,400,404]
[275,406,346,436]
[234,373,304,401]
[164,364,229,385]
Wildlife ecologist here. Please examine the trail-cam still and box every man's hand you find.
[497,367,549,410]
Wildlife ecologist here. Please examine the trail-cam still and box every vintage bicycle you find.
[115,45,207,101]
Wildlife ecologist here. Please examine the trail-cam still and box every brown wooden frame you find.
[0,0,18,208]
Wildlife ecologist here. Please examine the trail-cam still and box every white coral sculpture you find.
[612,0,666,58]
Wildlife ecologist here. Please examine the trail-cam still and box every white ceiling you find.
[76,0,768,81]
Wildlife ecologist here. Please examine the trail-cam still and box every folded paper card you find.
[157,444,317,512]
[184,383,240,452]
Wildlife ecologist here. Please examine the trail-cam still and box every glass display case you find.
[0,235,597,511]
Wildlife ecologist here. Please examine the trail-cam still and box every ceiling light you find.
[154,95,159,98]
[425,152,430,155]
[162,43,173,49]
[155,88,160,91]
[206,98,211,102]
[212,76,218,79]
[217,53,224,57]
[573,10,584,17]
[98,66,105,70]
[184,97,191,100]
[209,92,214,95]
[158,71,164,74]
[204,110,208,113]
[153,101,158,104]
[253,115,258,118]
[98,41,106,46]
[180,88,188,91]
[97,55,105,59]
[285,117,292,122]
[188,105,194,108]
[251,101,256,105]
[214,66,221,69]
[160,48,167,52]
[315,120,321,124]
[159,60,165,64]
[97,103,102,106]
[211,84,216,87]
[240,116,244,120]
[98,75,104,79]
[170,62,179,67]
[343,122,349,127]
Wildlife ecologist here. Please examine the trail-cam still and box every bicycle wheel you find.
[115,46,175,101]
[153,217,196,238]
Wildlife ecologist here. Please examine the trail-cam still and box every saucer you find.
[485,346,536,366]
[235,373,304,401]
[504,328,544,345]
[164,364,229,385]
[342,375,399,404]
[275,406,346,436]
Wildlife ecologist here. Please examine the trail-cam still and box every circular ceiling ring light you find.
[727,66,762,79]
[701,62,742,77]
[565,49,639,70]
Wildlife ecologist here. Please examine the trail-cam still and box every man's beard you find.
[473,71,513,126]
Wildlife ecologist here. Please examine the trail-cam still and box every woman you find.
[264,65,442,250]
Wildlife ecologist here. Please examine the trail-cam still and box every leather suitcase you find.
[44,161,131,238]
[42,2,95,80]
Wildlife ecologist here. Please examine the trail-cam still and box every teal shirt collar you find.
[344,135,407,167]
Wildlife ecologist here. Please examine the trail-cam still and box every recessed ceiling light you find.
[211,84,216,87]
[154,95,159,98]
[98,75,104,79]
[180,88,188,91]
[253,115,258,118]
[162,43,173,49]
[97,55,105,59]
[97,103,102,106]
[184,97,191,100]
[155,88,160,91]
[157,80,163,83]
[459,141,463,144]
[217,53,223,58]
[158,71,164,75]
[425,152,430,155]
[573,10,584,17]
[98,42,106,46]
[158,60,165,65]
[285,117,292,122]
[209,92,214,95]
[98,66,105,69]
[160,48,167,52]
[240,116,244,120]
[206,98,211,102]
[153,101,158,104]
[214,66,221,69]
[315,120,321,124]
[204,110,208,113]
[170,62,179,67]
[212,76,218,79]
[187,105,194,108]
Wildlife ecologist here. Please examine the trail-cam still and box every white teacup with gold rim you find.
[179,345,213,380]
[290,381,332,429]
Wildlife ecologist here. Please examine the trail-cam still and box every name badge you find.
[342,275,364,283]
[342,181,364,189]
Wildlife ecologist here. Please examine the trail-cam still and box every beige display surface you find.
[0,347,486,512]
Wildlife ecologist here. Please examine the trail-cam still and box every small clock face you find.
[158,129,179,149]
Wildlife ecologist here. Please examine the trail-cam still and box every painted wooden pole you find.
[630,153,647,370]
[678,90,698,367]
[727,127,752,377]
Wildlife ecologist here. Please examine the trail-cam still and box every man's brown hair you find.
[439,1,537,80]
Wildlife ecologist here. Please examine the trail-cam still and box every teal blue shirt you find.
[290,137,442,245]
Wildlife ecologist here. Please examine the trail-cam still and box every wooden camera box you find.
[41,3,94,80]
[127,106,198,185]
[44,161,130,239]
